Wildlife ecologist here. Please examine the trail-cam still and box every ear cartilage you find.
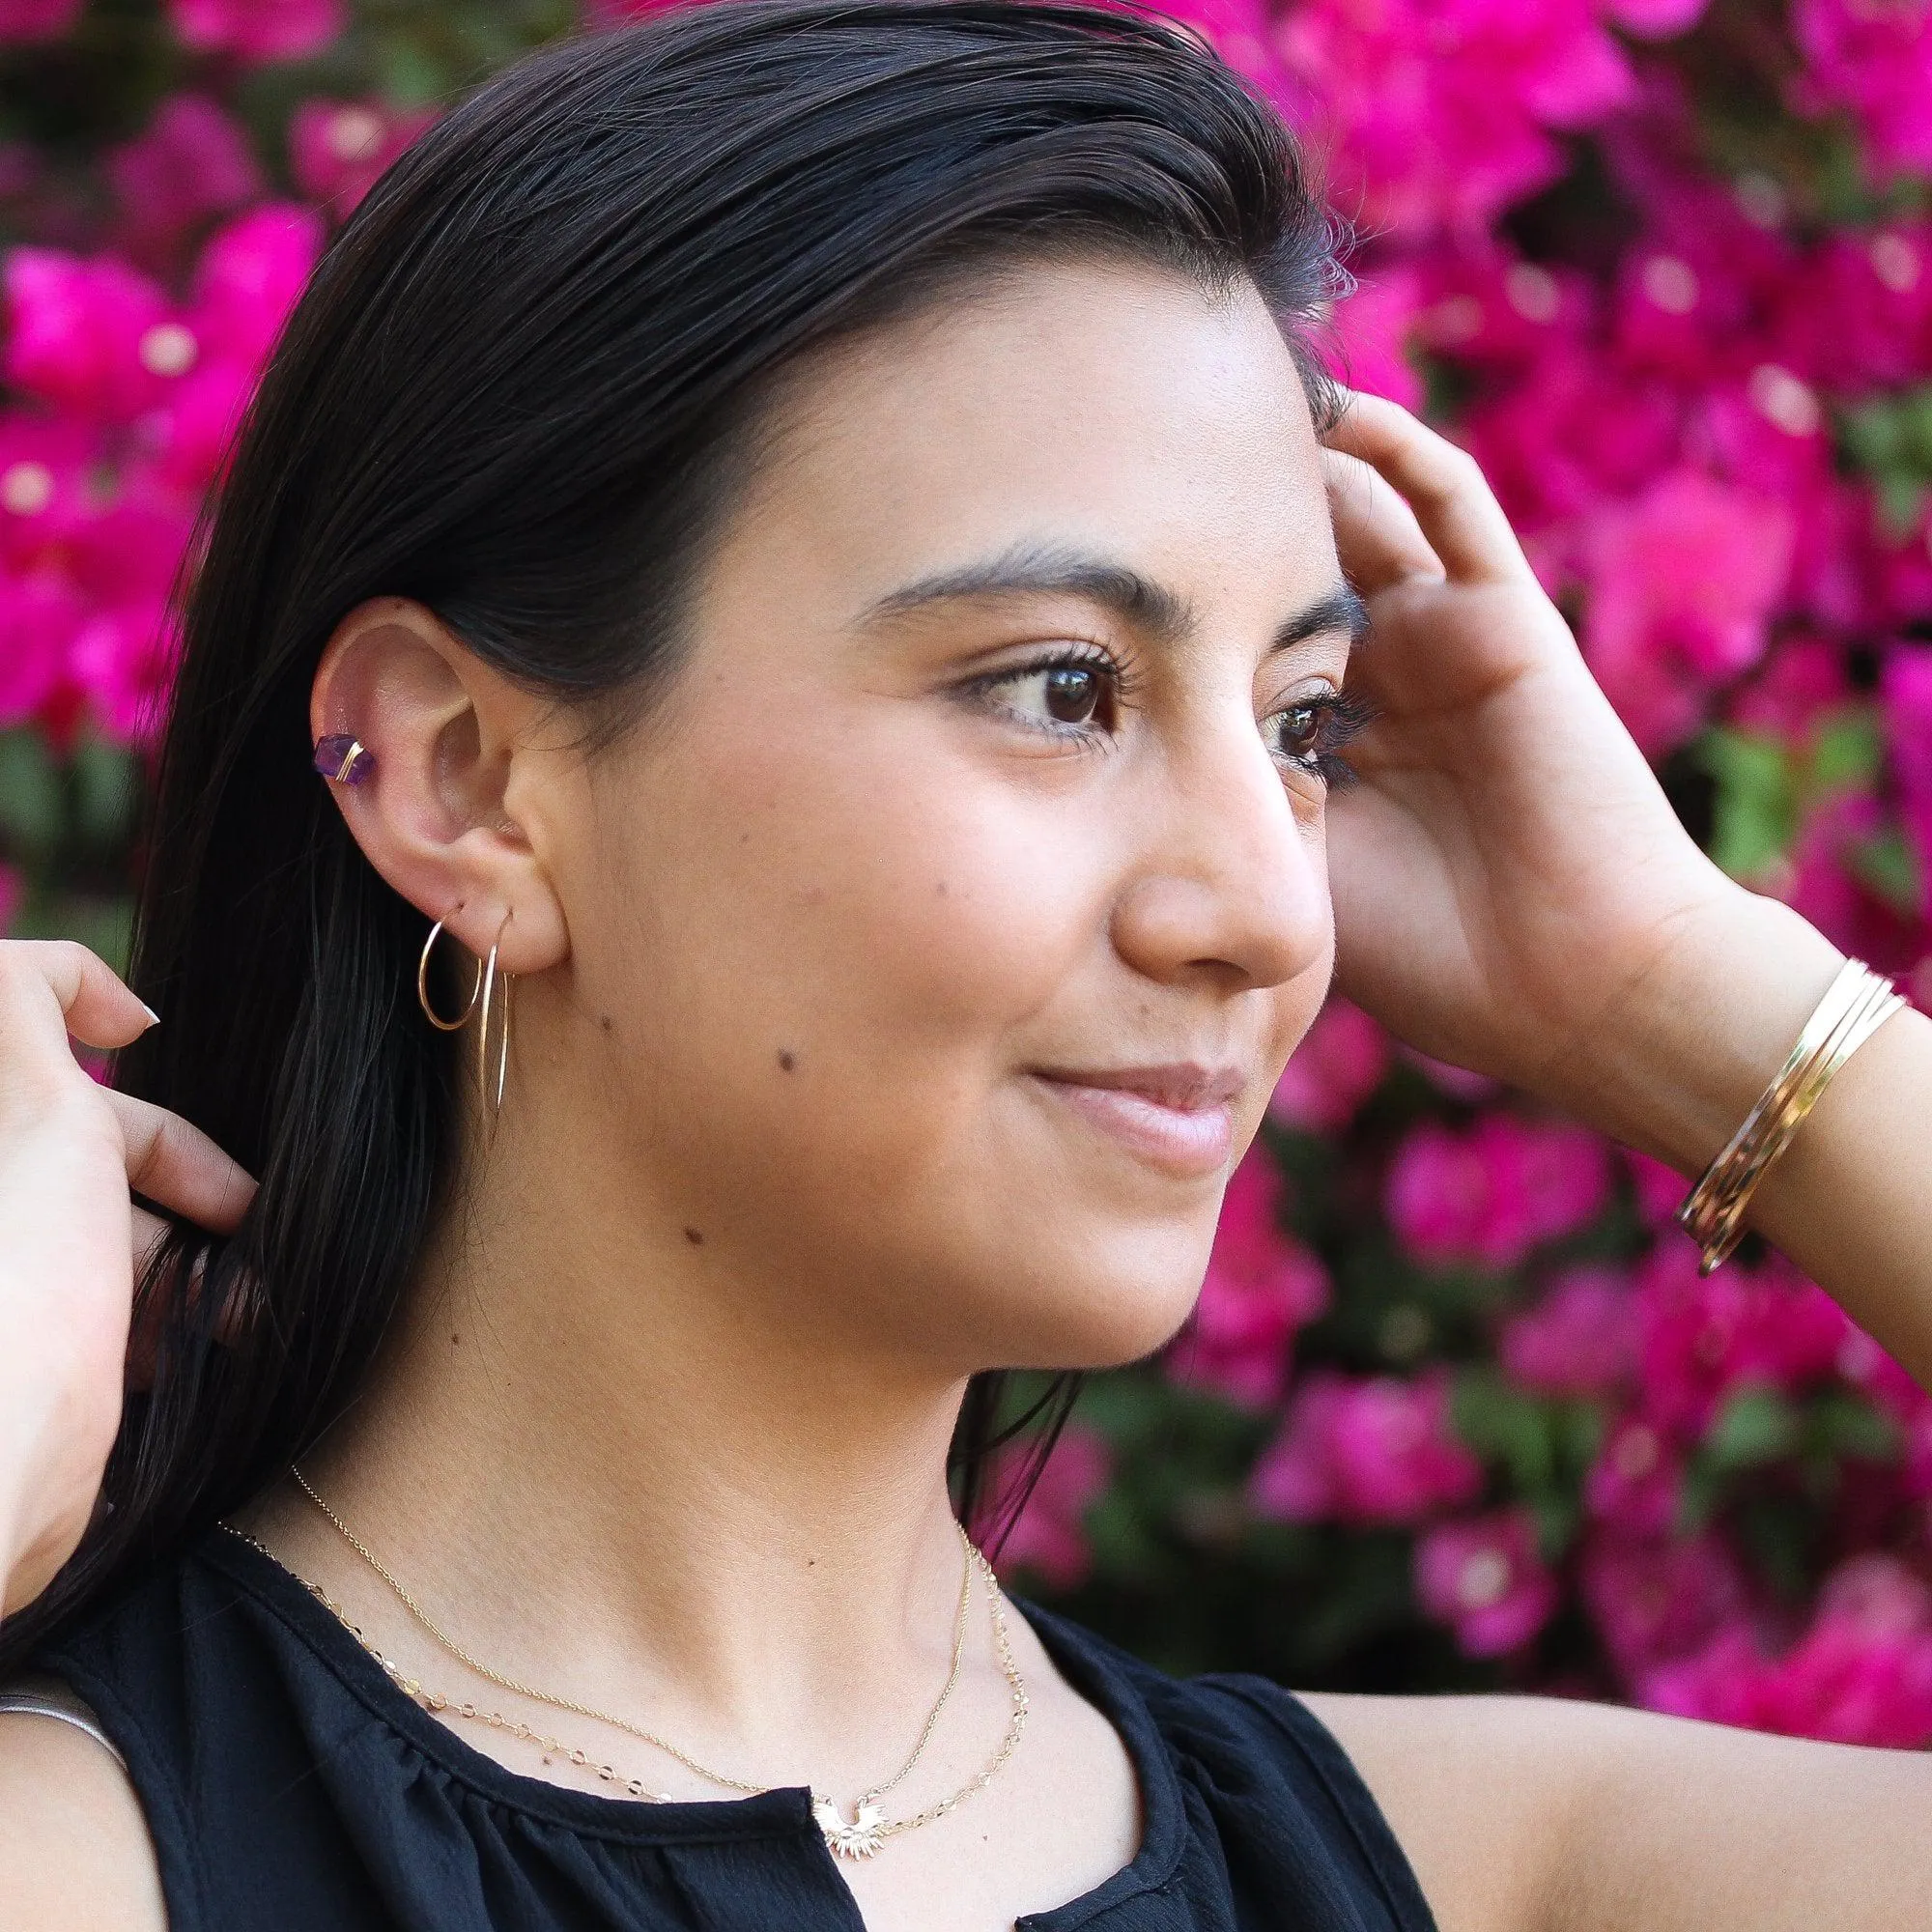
[313,734,375,785]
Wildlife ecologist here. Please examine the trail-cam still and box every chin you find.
[956,1211,1217,1375]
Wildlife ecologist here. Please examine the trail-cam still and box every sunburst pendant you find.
[813,1794,888,1860]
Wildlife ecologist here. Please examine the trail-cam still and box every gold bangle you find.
[1678,957,1905,1275]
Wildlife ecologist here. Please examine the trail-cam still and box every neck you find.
[293,1084,980,1783]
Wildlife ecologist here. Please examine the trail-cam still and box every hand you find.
[0,941,255,1616]
[1319,393,1841,1166]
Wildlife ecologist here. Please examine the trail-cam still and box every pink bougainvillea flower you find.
[1384,1112,1611,1273]
[0,0,82,42]
[1600,0,1709,31]
[1782,786,1927,974]
[1883,645,1932,893]
[992,1423,1112,1594]
[104,95,261,266]
[3,247,185,424]
[1250,1369,1482,1526]
[1645,1556,1932,1746]
[290,99,436,215]
[1500,1264,1636,1398]
[1415,1508,1559,1656]
[1323,267,1425,409]
[1791,0,1932,185]
[1635,1237,1848,1435]
[1775,225,1932,396]
[165,0,345,63]
[1412,242,1591,372]
[1581,467,1795,754]
[187,203,326,368]
[1278,0,1636,240]
[1268,997,1390,1134]
[1580,1525,1747,1678]
[1168,1151,1328,1408]
[1584,1413,1684,1535]
[63,489,198,742]
[0,564,84,727]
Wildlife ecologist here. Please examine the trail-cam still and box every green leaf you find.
[1703,1385,1802,1472]
[1849,829,1924,916]
[1698,729,1797,882]
[71,736,140,851]
[1806,713,1885,796]
[0,727,61,857]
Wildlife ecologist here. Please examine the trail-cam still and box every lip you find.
[1027,1062,1242,1179]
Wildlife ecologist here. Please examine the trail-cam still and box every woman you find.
[1,2,1928,1925]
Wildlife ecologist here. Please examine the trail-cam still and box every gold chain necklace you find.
[270,1469,1030,1860]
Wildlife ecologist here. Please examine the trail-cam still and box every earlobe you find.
[307,596,571,979]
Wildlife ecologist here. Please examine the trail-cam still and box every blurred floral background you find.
[2,0,1930,1745]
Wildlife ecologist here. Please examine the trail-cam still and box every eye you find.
[976,652,1122,736]
[1262,689,1377,787]
[1271,699,1325,764]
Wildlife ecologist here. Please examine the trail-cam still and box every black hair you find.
[2,0,1344,1664]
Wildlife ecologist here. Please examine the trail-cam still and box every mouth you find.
[1025,1062,1243,1180]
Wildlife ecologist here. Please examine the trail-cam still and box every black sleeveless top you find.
[38,1529,1437,1931]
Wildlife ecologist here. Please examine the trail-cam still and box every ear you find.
[309,597,569,977]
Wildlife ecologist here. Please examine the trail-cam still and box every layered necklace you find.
[229,1469,1029,1861]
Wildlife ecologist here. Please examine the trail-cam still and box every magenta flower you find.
[3,247,183,424]
[1278,0,1638,240]
[1636,1238,1847,1436]
[1500,1264,1636,1398]
[1644,1556,1932,1747]
[1883,646,1932,895]
[1325,267,1425,410]
[104,96,261,266]
[0,0,82,43]
[1582,1526,1747,1679]
[1250,1369,1482,1526]
[1584,1413,1684,1536]
[993,1424,1112,1594]
[290,99,436,215]
[1268,997,1390,1134]
[1791,0,1932,186]
[1384,1112,1611,1273]
[165,0,345,64]
[1169,1151,1328,1409]
[1581,467,1796,754]
[1415,1508,1559,1656]
[65,489,198,742]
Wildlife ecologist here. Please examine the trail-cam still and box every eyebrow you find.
[859,541,1369,656]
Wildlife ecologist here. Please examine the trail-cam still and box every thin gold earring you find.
[416,919,481,1032]
[476,912,514,1118]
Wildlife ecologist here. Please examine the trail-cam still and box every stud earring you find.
[313,734,375,785]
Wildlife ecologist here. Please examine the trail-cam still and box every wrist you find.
[1550,887,1846,1177]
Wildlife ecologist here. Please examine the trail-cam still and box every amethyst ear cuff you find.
[313,734,375,784]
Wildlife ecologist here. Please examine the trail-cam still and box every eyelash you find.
[968,647,1378,788]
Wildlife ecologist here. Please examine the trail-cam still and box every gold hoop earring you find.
[416,919,482,1032]
[477,913,514,1119]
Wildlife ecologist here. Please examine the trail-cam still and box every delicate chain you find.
[227,1528,676,1801]
[265,1468,1026,1851]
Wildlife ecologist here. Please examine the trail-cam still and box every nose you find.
[1108,699,1332,995]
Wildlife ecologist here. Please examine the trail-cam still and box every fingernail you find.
[140,1002,160,1028]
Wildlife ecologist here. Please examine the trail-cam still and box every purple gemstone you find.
[312,733,375,785]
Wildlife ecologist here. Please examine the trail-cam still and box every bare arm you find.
[0,1710,165,1928]
[1308,1690,1932,1932]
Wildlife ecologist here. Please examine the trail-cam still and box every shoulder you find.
[1024,1608,1438,1930]
[0,1679,166,1929]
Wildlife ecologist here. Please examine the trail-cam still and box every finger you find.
[1322,446,1444,595]
[0,939,156,1075]
[103,1088,258,1235]
[1322,391,1535,586]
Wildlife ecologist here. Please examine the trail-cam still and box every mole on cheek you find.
[599,1015,613,1034]
[683,1227,704,1246]
[777,1049,797,1073]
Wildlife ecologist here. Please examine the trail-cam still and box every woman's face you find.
[534,256,1353,1375]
